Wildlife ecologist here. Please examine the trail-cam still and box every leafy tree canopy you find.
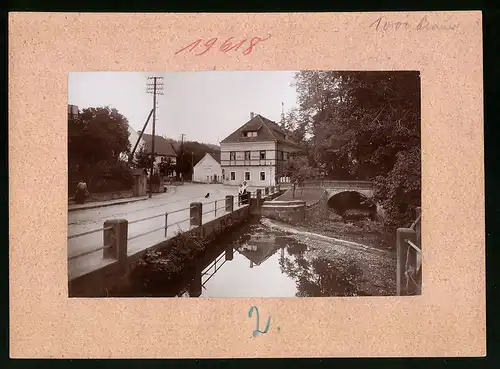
[286,71,421,226]
[68,106,132,191]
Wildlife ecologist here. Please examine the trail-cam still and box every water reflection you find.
[145,219,395,298]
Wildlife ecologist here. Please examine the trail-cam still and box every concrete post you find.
[225,246,234,261]
[164,212,168,237]
[415,207,422,286]
[396,228,417,296]
[265,187,269,195]
[225,195,234,212]
[103,219,128,264]
[189,269,202,297]
[190,202,202,227]
[415,207,421,248]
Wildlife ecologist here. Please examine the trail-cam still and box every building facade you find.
[139,133,177,176]
[193,153,222,183]
[220,113,299,187]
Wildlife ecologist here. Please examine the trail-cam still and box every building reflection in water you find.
[181,231,288,297]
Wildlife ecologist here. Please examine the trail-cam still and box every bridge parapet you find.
[302,180,374,190]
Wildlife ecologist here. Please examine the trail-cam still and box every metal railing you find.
[67,226,114,260]
[396,208,422,296]
[127,205,196,241]
[201,251,227,288]
[68,226,112,240]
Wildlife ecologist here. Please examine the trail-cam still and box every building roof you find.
[220,114,301,148]
[209,152,221,164]
[141,133,177,157]
[237,241,281,266]
[194,152,221,167]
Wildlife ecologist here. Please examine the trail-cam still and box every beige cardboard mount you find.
[9,12,484,358]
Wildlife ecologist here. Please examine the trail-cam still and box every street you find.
[68,183,247,280]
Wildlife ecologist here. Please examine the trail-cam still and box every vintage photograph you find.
[67,70,421,298]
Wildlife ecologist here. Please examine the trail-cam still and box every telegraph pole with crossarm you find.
[146,76,164,198]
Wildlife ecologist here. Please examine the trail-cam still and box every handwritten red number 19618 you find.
[175,35,272,56]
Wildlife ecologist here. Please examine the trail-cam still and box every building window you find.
[259,151,266,160]
[245,172,251,181]
[243,131,257,137]
[283,152,287,160]
[230,151,236,160]
[260,172,265,181]
[244,151,251,160]
[230,172,235,180]
[279,151,284,160]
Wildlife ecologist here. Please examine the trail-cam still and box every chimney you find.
[250,112,255,119]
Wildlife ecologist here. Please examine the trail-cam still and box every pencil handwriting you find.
[370,16,459,32]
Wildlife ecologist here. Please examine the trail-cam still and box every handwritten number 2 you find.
[248,306,271,337]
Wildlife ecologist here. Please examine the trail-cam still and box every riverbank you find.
[259,218,396,296]
[260,217,396,295]
[301,211,397,252]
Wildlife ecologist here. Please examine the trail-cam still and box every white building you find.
[193,153,222,183]
[220,113,299,186]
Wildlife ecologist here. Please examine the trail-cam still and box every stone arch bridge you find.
[297,180,377,217]
[300,180,375,200]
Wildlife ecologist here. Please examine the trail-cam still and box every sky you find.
[68,71,299,145]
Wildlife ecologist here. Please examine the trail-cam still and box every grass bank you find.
[302,211,397,252]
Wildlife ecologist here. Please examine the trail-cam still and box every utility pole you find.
[146,76,164,198]
[280,102,285,127]
[180,133,186,182]
[191,152,194,182]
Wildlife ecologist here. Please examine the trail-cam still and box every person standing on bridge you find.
[239,181,249,205]
[74,180,89,204]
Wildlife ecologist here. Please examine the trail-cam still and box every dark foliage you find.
[68,106,133,193]
[287,71,421,226]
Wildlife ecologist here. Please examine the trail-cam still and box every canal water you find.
[127,218,397,298]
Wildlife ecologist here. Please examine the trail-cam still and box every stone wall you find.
[305,190,329,220]
[86,189,134,202]
[249,190,284,215]
[261,200,306,225]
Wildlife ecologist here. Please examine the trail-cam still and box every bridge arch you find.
[327,190,376,220]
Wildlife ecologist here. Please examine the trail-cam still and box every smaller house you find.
[193,153,222,183]
[139,133,178,176]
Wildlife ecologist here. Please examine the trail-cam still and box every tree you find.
[68,106,132,191]
[292,71,421,226]
[132,146,153,170]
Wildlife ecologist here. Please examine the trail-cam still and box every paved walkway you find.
[68,184,246,280]
[68,196,149,212]
[68,187,180,212]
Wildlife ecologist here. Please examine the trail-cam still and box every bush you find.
[87,161,134,193]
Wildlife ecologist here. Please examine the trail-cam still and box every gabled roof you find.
[237,241,281,266]
[209,152,221,164]
[194,152,221,167]
[141,133,177,157]
[220,114,300,148]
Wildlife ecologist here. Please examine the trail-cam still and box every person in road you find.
[74,180,89,204]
